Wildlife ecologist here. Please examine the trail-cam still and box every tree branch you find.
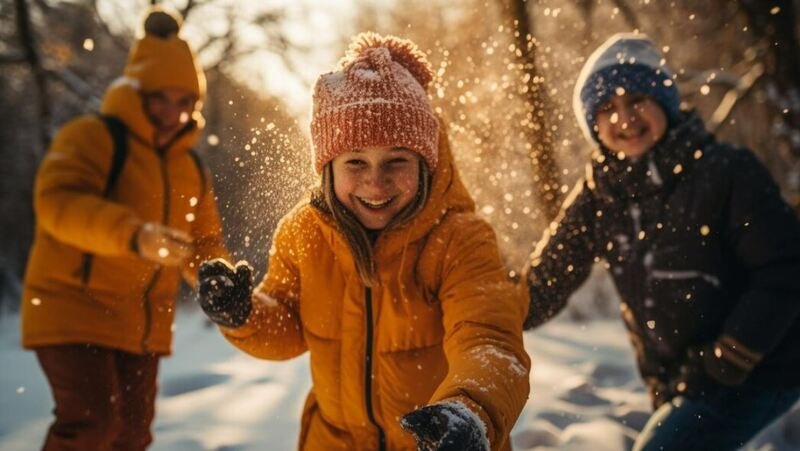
[0,51,27,64]
[90,0,130,52]
[708,62,765,131]
[504,0,562,221]
[44,66,102,109]
[14,0,51,153]
[609,0,640,29]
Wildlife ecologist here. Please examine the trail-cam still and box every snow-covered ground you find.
[1,309,798,450]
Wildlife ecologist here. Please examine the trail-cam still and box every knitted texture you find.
[573,33,680,143]
[311,32,439,173]
[124,6,206,99]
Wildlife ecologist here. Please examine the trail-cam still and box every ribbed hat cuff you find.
[312,102,439,173]
[579,63,680,142]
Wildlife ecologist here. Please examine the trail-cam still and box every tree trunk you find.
[503,0,562,221]
[738,0,800,206]
[14,0,51,154]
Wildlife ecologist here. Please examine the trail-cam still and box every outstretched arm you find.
[200,213,307,361]
[524,180,598,329]
[414,214,530,450]
[712,149,800,382]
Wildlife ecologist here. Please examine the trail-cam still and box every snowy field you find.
[1,309,798,450]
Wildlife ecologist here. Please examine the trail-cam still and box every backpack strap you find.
[98,115,128,197]
[78,115,129,285]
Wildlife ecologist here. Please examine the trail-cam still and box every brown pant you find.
[35,344,160,451]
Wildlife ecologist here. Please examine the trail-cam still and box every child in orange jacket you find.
[197,33,530,451]
[22,7,227,450]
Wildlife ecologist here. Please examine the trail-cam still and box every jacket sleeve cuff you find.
[445,395,495,447]
[703,334,764,386]
[713,334,763,372]
[120,217,144,258]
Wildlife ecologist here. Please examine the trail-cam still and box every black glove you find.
[400,402,489,451]
[197,258,253,328]
[702,336,759,386]
[671,338,758,401]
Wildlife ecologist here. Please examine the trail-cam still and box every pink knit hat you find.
[311,32,439,173]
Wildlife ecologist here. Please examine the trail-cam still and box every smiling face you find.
[331,146,421,231]
[595,93,668,158]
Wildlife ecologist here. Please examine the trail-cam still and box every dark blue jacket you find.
[524,112,800,390]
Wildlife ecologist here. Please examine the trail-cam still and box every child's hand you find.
[197,258,253,328]
[135,222,194,266]
[701,335,760,386]
[671,339,756,401]
[400,401,489,451]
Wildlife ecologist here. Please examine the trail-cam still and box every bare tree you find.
[738,0,800,154]
[502,0,562,221]
[14,0,51,153]
[575,0,640,35]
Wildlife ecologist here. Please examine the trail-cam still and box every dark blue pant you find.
[633,387,800,451]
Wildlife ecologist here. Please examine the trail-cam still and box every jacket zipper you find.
[79,254,94,285]
[140,150,171,351]
[364,287,386,451]
[139,268,160,351]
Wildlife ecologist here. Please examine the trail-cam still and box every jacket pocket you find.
[377,344,448,442]
[375,281,444,353]
[299,275,347,340]
[300,390,353,451]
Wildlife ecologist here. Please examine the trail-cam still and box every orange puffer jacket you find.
[21,80,226,355]
[222,128,530,450]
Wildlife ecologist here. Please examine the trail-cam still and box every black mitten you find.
[672,338,758,401]
[702,335,760,386]
[400,401,489,451]
[197,258,253,328]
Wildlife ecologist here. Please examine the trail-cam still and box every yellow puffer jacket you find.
[21,79,226,355]
[223,128,531,450]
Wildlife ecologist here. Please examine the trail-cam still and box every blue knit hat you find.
[573,33,681,144]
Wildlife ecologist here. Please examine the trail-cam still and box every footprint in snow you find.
[216,445,247,451]
[558,382,613,407]
[513,422,561,449]
[589,362,636,388]
[160,372,231,397]
[536,409,586,429]
[781,406,800,446]
[606,406,651,432]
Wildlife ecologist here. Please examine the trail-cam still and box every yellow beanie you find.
[123,6,206,99]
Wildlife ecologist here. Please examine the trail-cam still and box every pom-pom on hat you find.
[124,5,206,100]
[143,10,181,38]
[311,32,439,174]
[573,33,680,144]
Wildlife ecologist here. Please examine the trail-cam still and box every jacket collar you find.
[587,111,713,202]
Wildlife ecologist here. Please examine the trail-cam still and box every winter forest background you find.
[1,0,800,450]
